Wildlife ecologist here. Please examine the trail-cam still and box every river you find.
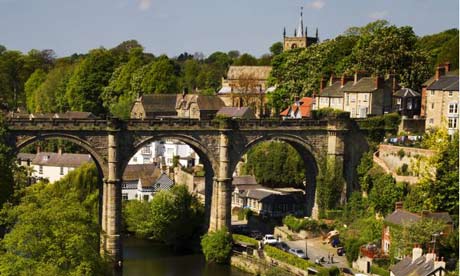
[123,236,252,276]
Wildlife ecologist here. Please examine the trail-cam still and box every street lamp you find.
[431,231,443,253]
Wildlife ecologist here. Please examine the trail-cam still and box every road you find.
[284,237,349,269]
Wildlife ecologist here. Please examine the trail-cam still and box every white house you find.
[128,141,165,165]
[122,164,174,201]
[163,140,199,168]
[17,151,93,183]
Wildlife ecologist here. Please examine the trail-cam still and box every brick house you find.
[382,202,453,256]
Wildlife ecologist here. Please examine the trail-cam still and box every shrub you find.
[397,149,405,159]
[201,228,233,264]
[344,238,361,265]
[370,265,390,276]
[283,215,321,233]
[232,234,258,247]
[264,267,291,276]
[237,208,253,220]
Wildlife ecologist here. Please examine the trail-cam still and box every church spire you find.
[283,27,286,38]
[296,7,304,37]
[305,26,308,37]
[316,27,319,40]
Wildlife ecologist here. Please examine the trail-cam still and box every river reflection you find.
[123,236,252,276]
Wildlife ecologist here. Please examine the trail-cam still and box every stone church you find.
[283,7,319,51]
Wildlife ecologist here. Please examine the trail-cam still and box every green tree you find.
[146,185,204,250]
[242,141,305,188]
[183,58,201,91]
[0,115,14,207]
[368,173,404,215]
[269,42,283,56]
[140,55,179,93]
[200,227,232,264]
[123,199,152,238]
[316,157,345,212]
[66,48,115,115]
[24,69,47,112]
[233,53,258,66]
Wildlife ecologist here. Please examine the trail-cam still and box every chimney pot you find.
[395,201,403,210]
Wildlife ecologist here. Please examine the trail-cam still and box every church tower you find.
[283,7,319,51]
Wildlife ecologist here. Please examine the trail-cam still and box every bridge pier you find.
[209,131,232,232]
[102,132,123,274]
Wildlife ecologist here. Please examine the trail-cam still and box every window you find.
[430,91,435,96]
[350,95,356,102]
[449,91,453,97]
[60,167,64,175]
[364,94,368,102]
[448,118,458,129]
[448,103,458,114]
[143,157,149,163]
[122,193,128,201]
[429,118,434,124]
[141,146,151,155]
[132,157,138,162]
[431,103,435,109]
[143,195,149,201]
[346,95,350,105]
[39,165,43,174]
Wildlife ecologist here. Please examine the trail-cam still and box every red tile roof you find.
[280,97,313,118]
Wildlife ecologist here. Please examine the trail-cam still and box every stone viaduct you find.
[5,116,368,270]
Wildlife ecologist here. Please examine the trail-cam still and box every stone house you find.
[218,66,273,118]
[315,75,354,110]
[17,151,92,183]
[130,94,178,119]
[176,94,225,120]
[381,202,453,256]
[342,74,394,118]
[423,64,459,135]
[280,97,314,119]
[231,175,306,218]
[122,164,174,201]
[216,106,256,119]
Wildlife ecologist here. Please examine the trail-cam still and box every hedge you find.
[370,265,390,276]
[232,234,258,247]
[264,245,317,270]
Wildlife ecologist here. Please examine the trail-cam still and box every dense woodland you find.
[0,20,458,117]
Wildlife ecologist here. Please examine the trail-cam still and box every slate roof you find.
[227,66,272,80]
[29,152,92,167]
[422,71,458,87]
[426,75,459,91]
[424,212,453,224]
[17,153,36,161]
[216,107,256,118]
[123,164,161,188]
[176,94,225,111]
[319,81,343,97]
[394,88,420,98]
[233,175,258,186]
[245,188,281,200]
[153,173,174,192]
[140,94,178,113]
[342,77,392,93]
[390,255,445,276]
[384,209,421,225]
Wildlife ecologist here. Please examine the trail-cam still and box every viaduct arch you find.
[5,116,368,273]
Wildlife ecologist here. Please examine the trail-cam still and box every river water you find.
[123,237,252,276]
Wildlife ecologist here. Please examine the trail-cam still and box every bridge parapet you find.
[6,118,111,130]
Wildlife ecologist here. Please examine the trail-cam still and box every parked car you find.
[289,248,307,259]
[262,234,278,245]
[275,242,290,252]
[337,247,345,256]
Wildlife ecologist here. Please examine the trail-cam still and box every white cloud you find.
[307,0,325,10]
[369,10,388,19]
[138,0,152,11]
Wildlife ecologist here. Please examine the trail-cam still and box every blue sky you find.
[0,0,458,58]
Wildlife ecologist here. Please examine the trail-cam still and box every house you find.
[128,141,165,165]
[176,94,225,120]
[231,175,306,217]
[382,202,453,255]
[130,94,178,119]
[282,7,318,51]
[163,140,199,168]
[392,88,421,117]
[121,164,174,201]
[423,64,459,135]
[342,73,394,118]
[315,75,352,110]
[280,97,314,119]
[390,246,446,276]
[216,106,256,119]
[17,150,93,183]
[218,66,272,118]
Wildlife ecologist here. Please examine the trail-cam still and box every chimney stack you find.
[375,76,384,89]
[395,201,403,210]
[341,74,352,88]
[36,145,41,153]
[58,148,62,155]
[444,62,451,73]
[435,65,446,81]
[320,77,328,93]
[412,245,423,263]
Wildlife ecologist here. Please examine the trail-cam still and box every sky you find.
[0,0,458,58]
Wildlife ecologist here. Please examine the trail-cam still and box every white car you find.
[262,234,278,245]
[289,248,307,259]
